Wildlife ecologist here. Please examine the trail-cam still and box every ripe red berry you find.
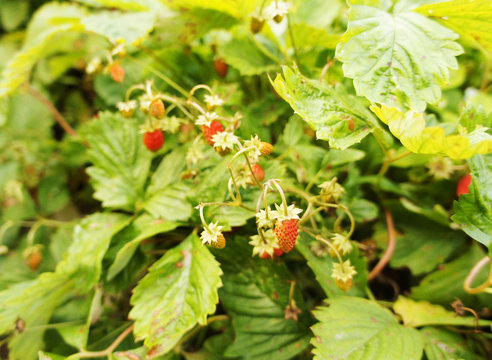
[252,164,265,182]
[457,174,472,197]
[202,120,224,146]
[214,58,228,78]
[273,219,299,253]
[143,130,164,152]
[259,247,283,259]
[273,248,284,257]
[109,63,125,83]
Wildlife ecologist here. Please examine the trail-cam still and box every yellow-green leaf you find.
[371,104,492,159]
[394,296,492,327]
[416,0,492,54]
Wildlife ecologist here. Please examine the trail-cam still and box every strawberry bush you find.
[0,0,491,359]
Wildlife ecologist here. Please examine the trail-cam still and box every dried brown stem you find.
[24,84,77,137]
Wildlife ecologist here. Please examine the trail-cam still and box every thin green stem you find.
[127,55,188,97]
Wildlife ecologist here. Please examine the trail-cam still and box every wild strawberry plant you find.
[0,0,491,359]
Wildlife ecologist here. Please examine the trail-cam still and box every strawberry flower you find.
[212,132,239,152]
[331,233,353,255]
[195,112,219,127]
[331,260,357,282]
[200,222,224,246]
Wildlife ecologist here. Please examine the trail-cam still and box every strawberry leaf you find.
[143,147,192,221]
[421,327,482,360]
[85,112,152,211]
[452,153,492,251]
[216,238,311,360]
[0,213,129,359]
[271,65,389,150]
[129,233,223,357]
[336,1,463,111]
[416,0,492,55]
[371,104,492,159]
[394,296,492,327]
[411,245,492,307]
[312,296,423,360]
[106,214,181,280]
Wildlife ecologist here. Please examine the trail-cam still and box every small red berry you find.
[214,58,228,78]
[143,130,164,152]
[252,164,265,182]
[109,63,125,83]
[202,120,224,146]
[457,174,472,197]
[273,248,284,257]
[273,219,299,253]
[27,251,42,271]
[259,247,283,259]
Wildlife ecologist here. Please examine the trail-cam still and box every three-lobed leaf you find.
[336,0,463,111]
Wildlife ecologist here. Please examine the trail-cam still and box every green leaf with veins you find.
[129,233,223,357]
[271,65,389,150]
[452,154,492,251]
[411,245,492,306]
[222,28,280,76]
[215,238,311,360]
[312,296,423,360]
[106,214,182,280]
[85,112,152,211]
[336,1,463,111]
[143,147,192,221]
[420,326,482,360]
[0,213,129,360]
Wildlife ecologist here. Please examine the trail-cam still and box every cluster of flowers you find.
[98,51,358,291]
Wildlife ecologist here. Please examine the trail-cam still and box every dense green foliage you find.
[0,0,491,359]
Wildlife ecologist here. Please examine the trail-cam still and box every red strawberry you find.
[273,219,299,253]
[457,174,472,197]
[214,58,228,78]
[143,130,164,152]
[259,247,283,259]
[252,164,265,182]
[202,120,224,146]
[109,63,125,83]
[273,248,284,257]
